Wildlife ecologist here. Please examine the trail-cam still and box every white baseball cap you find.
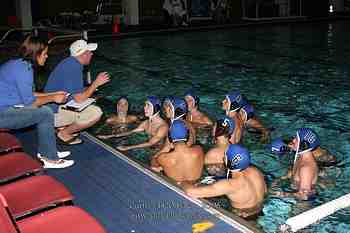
[70,39,98,57]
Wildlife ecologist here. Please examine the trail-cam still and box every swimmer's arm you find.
[153,138,172,158]
[117,124,167,151]
[104,121,146,140]
[185,180,233,198]
[150,154,163,172]
[270,169,292,188]
[200,114,213,126]
[151,152,170,172]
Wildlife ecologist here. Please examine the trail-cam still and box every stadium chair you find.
[0,175,73,219]
[0,194,107,233]
[0,152,43,184]
[0,132,22,155]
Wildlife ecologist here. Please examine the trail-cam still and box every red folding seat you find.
[0,152,43,183]
[0,132,22,155]
[0,194,107,233]
[0,175,73,218]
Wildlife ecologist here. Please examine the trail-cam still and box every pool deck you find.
[16,129,262,233]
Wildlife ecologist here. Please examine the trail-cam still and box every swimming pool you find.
[87,20,350,233]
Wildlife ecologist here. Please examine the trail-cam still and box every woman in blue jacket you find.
[0,35,74,168]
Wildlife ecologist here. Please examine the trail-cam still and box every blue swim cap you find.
[168,120,189,143]
[184,90,200,106]
[225,144,250,172]
[170,97,188,120]
[215,116,235,138]
[271,137,289,156]
[226,92,244,112]
[296,128,320,154]
[241,103,255,121]
[147,96,161,115]
[162,96,174,107]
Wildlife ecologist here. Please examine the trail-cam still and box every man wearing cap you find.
[184,144,266,220]
[270,128,319,201]
[45,40,110,145]
[151,120,204,184]
[205,116,235,177]
[111,96,168,151]
[222,92,270,144]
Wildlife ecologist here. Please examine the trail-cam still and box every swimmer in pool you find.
[184,144,267,221]
[271,131,338,168]
[153,97,196,157]
[106,96,168,151]
[97,96,138,137]
[270,128,319,201]
[205,116,235,177]
[222,92,270,144]
[151,119,204,185]
[184,90,213,127]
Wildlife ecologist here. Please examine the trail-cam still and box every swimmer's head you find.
[184,90,200,111]
[214,116,235,139]
[162,96,174,119]
[168,120,189,143]
[170,97,188,121]
[270,137,290,156]
[116,96,129,114]
[225,144,250,175]
[144,96,161,118]
[223,92,244,114]
[293,128,320,155]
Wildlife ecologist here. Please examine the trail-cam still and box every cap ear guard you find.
[299,140,311,152]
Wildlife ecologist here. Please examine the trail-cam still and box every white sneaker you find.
[40,158,75,169]
[37,151,71,159]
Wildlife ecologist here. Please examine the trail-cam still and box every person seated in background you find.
[184,90,213,127]
[151,120,204,185]
[153,97,196,158]
[0,35,73,168]
[270,128,319,201]
[184,144,267,221]
[222,92,270,143]
[205,116,235,177]
[113,96,168,151]
[97,96,138,138]
[44,39,110,145]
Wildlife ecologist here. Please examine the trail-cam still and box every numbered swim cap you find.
[215,116,235,138]
[170,97,188,121]
[168,119,189,143]
[225,144,250,172]
[296,128,320,154]
[226,92,244,112]
[271,137,289,156]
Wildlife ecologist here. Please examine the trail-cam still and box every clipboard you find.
[63,98,95,112]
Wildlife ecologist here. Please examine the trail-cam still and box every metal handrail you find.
[0,27,36,44]
[48,33,82,44]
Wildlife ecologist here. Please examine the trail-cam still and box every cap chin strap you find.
[294,132,313,165]
[149,111,159,120]
[226,96,240,113]
[226,169,241,179]
[173,114,185,121]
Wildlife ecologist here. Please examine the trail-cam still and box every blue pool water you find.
[88,20,350,233]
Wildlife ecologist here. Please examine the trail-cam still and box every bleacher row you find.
[0,129,107,233]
